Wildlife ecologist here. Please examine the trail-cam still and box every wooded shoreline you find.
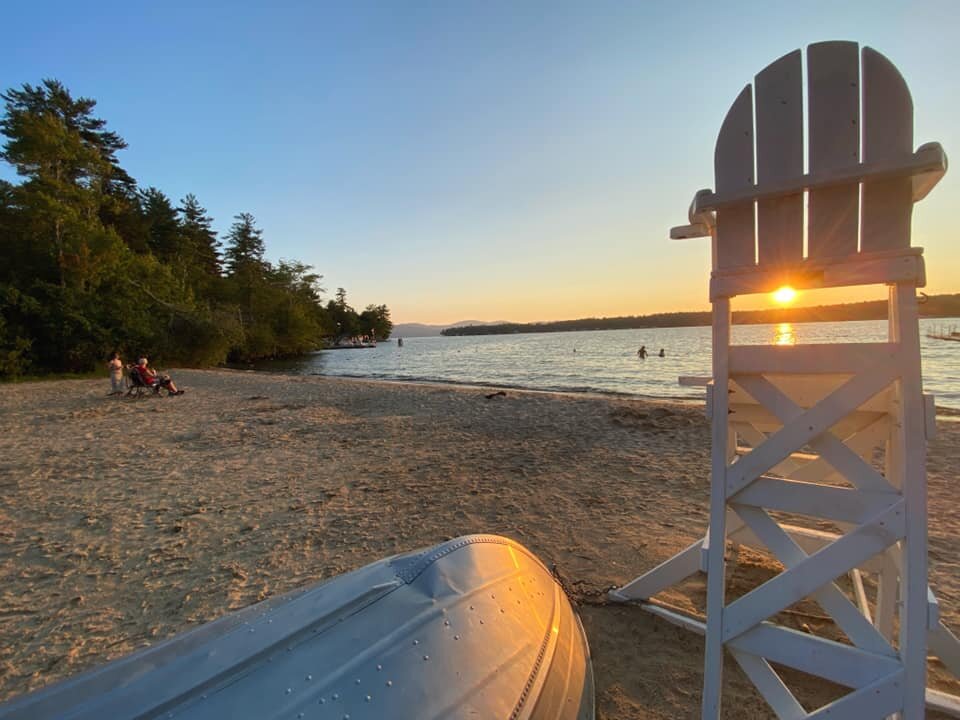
[443,293,960,336]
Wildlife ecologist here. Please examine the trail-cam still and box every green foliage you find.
[0,79,391,377]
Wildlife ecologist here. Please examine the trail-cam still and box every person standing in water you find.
[107,351,124,395]
[658,348,665,357]
[637,346,647,359]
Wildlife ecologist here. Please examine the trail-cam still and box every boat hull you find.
[0,535,594,720]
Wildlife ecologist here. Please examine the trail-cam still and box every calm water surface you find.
[256,319,960,409]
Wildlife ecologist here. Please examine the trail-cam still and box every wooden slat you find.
[722,501,904,642]
[805,670,904,719]
[728,622,901,688]
[733,505,894,656]
[891,285,929,717]
[729,342,896,375]
[861,46,914,252]
[646,596,960,717]
[787,415,889,484]
[728,403,884,438]
[807,40,860,259]
[926,688,960,718]
[929,620,960,678]
[694,144,945,215]
[702,298,732,716]
[733,373,895,494]
[755,50,803,266]
[727,522,886,574]
[610,537,704,602]
[709,249,925,299]
[730,650,806,719]
[713,85,756,270]
[730,373,896,413]
[851,569,872,622]
[726,360,899,496]
[874,549,899,640]
[733,477,898,525]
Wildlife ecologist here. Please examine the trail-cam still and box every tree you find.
[359,304,393,340]
[140,187,181,262]
[223,212,266,276]
[178,194,220,277]
[1,80,120,290]
[0,79,390,374]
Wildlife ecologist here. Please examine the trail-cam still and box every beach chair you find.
[125,365,166,398]
[608,41,958,718]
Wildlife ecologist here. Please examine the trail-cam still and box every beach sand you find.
[1,369,958,718]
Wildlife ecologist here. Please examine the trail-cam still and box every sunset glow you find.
[773,286,797,305]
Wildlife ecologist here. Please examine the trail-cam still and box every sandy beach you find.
[1,369,958,718]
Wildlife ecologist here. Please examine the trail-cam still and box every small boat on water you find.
[0,535,594,720]
[927,325,960,342]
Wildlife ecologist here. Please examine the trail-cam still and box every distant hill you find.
[441,294,960,336]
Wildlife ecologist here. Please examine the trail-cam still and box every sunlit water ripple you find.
[252,319,960,410]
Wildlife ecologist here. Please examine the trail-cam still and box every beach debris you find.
[484,391,507,400]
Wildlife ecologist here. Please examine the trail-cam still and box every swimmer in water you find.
[637,346,647,359]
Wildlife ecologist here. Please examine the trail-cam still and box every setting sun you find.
[772,286,797,305]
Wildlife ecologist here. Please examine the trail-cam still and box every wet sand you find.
[1,369,958,717]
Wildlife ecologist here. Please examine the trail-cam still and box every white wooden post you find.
[608,41,957,719]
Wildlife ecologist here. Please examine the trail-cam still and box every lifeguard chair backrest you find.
[712,41,915,271]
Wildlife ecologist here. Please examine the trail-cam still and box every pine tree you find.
[1,79,121,289]
[223,212,266,275]
[178,194,220,276]
[140,187,181,262]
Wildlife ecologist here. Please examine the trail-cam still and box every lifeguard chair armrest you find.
[710,247,926,299]
[670,223,710,239]
[691,142,947,216]
[670,188,715,240]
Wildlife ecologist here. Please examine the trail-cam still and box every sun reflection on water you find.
[773,322,796,345]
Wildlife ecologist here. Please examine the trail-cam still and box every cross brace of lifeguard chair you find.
[609,41,959,719]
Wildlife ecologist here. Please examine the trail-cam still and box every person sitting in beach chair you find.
[130,357,184,396]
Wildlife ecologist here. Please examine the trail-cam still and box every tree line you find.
[442,294,960,336]
[0,80,392,377]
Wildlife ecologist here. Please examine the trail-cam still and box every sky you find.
[2,1,958,324]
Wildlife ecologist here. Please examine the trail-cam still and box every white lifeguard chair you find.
[609,41,958,718]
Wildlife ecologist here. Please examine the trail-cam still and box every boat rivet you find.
[376,664,382,671]
[332,693,339,700]
[306,674,312,681]
[319,698,326,704]
[355,679,361,685]
[413,639,419,645]
[285,688,292,694]
[423,655,429,661]
[386,681,393,687]
[365,695,372,702]
[201,694,207,700]
[469,605,474,610]
[298,714,304,719]
[268,619,273,623]
[454,634,460,640]
[343,715,350,720]
[480,619,484,624]
[249,628,255,633]
[444,620,450,626]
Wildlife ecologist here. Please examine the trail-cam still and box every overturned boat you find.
[0,534,594,720]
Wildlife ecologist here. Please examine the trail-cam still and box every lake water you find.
[254,318,960,409]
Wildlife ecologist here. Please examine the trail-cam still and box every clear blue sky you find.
[3,1,957,323]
